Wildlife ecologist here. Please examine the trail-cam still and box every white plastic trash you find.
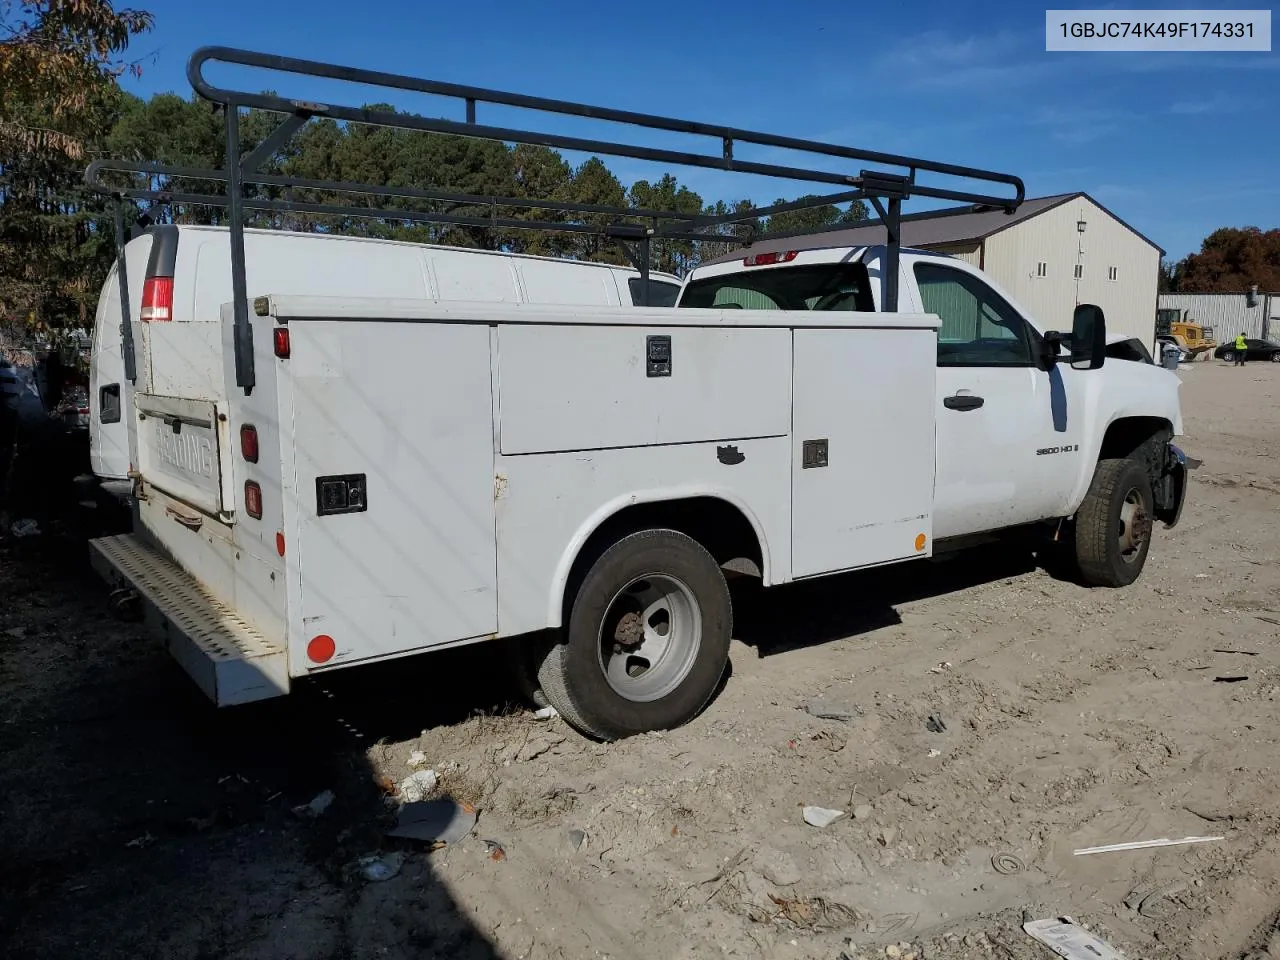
[802,806,846,828]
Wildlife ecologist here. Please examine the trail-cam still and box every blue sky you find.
[124,0,1277,260]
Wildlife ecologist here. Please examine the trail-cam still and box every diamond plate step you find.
[90,534,289,706]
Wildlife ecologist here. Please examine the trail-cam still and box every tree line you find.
[1160,227,1280,294]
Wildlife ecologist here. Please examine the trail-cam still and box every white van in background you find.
[89,224,682,499]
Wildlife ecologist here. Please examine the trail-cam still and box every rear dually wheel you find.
[537,528,732,740]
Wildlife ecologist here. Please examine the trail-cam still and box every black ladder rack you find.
[92,44,1025,395]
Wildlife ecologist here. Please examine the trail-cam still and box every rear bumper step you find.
[89,534,289,706]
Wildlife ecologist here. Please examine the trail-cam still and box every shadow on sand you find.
[0,517,1050,958]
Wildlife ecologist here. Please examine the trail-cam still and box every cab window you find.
[913,263,1035,367]
[678,263,873,312]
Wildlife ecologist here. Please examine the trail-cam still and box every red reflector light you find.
[244,481,263,519]
[273,327,291,359]
[140,276,174,321]
[275,532,286,557]
[308,634,336,664]
[240,424,259,463]
[743,250,798,267]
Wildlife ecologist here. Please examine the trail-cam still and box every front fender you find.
[1069,356,1184,512]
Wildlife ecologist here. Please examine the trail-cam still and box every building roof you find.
[707,192,1164,264]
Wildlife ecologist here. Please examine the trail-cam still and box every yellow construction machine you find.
[1156,308,1216,359]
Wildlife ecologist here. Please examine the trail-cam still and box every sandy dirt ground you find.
[3,360,1280,960]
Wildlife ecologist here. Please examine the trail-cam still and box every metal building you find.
[775,192,1163,344]
[1157,292,1278,342]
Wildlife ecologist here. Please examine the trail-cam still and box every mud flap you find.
[1155,443,1187,529]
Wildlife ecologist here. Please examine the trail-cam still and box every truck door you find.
[914,261,1083,540]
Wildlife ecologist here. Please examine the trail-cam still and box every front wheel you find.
[1222,351,1236,363]
[1270,353,1280,363]
[1073,458,1154,587]
[537,529,731,740]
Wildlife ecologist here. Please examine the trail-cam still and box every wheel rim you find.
[1271,353,1280,363]
[597,574,702,702]
[1224,352,1234,362]
[1117,487,1151,564]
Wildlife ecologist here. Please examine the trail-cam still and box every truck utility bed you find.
[94,295,940,705]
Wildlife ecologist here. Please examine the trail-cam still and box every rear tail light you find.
[273,327,291,359]
[140,276,174,321]
[743,250,798,267]
[244,481,263,519]
[240,424,259,463]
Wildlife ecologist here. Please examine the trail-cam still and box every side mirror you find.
[1070,303,1106,370]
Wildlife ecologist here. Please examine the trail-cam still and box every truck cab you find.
[681,242,1186,553]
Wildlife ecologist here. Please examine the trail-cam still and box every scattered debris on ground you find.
[802,805,846,828]
[991,853,1025,875]
[386,798,478,845]
[1023,917,1124,960]
[350,852,405,882]
[291,789,335,819]
[10,518,40,538]
[802,698,861,721]
[397,769,438,803]
[1073,835,1224,856]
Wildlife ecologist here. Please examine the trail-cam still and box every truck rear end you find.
[89,305,289,705]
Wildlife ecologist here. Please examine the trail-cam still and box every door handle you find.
[943,394,985,411]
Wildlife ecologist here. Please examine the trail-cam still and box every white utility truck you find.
[87,47,1187,740]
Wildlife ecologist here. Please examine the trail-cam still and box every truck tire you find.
[537,528,731,740]
[1073,457,1154,588]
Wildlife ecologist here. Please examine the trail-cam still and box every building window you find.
[1108,266,1119,281]
[1073,263,1084,280]
[1035,261,1048,278]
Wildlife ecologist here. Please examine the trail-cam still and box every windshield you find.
[679,262,873,312]
[1106,338,1153,364]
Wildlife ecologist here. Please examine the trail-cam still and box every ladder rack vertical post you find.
[113,201,137,384]
[884,197,902,313]
[639,235,651,307]
[226,103,255,394]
